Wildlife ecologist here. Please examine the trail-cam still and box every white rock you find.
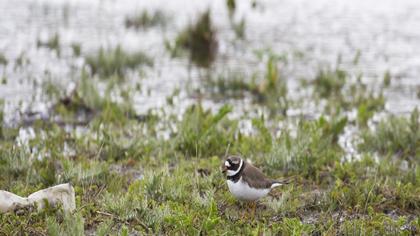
[0,183,76,213]
[0,191,30,213]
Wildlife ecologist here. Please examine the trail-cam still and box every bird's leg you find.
[239,201,247,220]
[250,201,256,219]
[243,202,250,220]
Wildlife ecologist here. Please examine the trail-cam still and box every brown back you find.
[242,161,273,189]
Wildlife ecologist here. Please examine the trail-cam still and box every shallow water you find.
[0,0,419,123]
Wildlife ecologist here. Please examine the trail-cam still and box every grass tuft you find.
[85,46,153,78]
[168,10,218,68]
[174,104,235,158]
[0,52,8,65]
[358,108,419,161]
[263,117,343,182]
[125,10,167,29]
[37,33,60,56]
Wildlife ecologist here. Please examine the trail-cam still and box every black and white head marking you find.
[225,156,244,177]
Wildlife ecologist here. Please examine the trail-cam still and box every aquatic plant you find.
[232,17,246,39]
[71,43,81,57]
[0,53,7,65]
[125,10,167,29]
[169,10,218,68]
[203,55,288,116]
[0,99,3,139]
[204,70,256,99]
[226,0,236,16]
[42,70,138,127]
[37,33,60,56]
[417,86,420,99]
[383,70,391,87]
[313,68,346,99]
[314,68,384,123]
[85,46,153,78]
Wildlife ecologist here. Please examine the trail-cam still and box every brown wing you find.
[242,162,273,189]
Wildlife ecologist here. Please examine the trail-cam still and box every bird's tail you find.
[271,178,292,188]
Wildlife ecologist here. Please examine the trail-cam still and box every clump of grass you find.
[226,0,236,16]
[353,50,361,65]
[204,55,288,115]
[174,104,236,157]
[47,212,85,236]
[356,93,385,127]
[0,99,3,139]
[313,68,346,99]
[254,55,289,115]
[358,108,419,161]
[337,213,416,235]
[330,154,420,214]
[204,71,255,99]
[37,33,60,56]
[0,52,8,65]
[232,18,246,39]
[46,70,138,126]
[314,68,384,123]
[15,52,29,68]
[85,46,153,78]
[383,70,391,87]
[168,10,218,68]
[71,43,81,57]
[125,10,167,29]
[263,116,346,182]
[271,218,315,235]
[1,75,7,85]
[417,85,420,99]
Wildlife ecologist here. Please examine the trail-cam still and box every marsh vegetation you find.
[0,0,419,235]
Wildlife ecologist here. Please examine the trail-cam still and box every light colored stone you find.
[0,191,29,213]
[0,183,76,213]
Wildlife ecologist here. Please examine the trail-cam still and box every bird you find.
[221,155,288,217]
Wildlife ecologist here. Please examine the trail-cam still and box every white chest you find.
[227,177,270,201]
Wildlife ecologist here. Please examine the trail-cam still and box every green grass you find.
[0,99,3,139]
[1,86,419,235]
[71,43,81,57]
[1,32,419,235]
[203,55,288,116]
[37,33,60,56]
[166,10,217,68]
[358,108,419,161]
[262,116,347,182]
[313,68,384,124]
[232,17,246,39]
[173,104,236,158]
[125,10,167,29]
[0,52,7,65]
[226,0,236,16]
[313,68,346,99]
[85,46,153,79]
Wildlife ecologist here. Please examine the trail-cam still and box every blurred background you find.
[0,0,419,124]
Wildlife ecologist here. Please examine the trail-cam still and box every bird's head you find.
[221,156,243,176]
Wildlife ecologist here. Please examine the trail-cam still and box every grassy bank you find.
[0,93,418,235]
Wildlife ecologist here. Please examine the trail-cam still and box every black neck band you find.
[227,161,245,183]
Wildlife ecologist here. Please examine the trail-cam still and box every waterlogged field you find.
[0,0,419,235]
